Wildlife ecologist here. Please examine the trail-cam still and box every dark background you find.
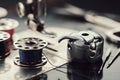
[1,0,120,14]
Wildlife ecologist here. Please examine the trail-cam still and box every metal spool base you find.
[14,54,47,68]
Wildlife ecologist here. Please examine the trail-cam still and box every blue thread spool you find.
[19,49,43,65]
[0,31,10,58]
[14,37,47,65]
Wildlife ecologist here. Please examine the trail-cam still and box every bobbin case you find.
[59,31,104,63]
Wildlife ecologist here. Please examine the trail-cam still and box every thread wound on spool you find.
[0,31,10,58]
[0,18,19,43]
[19,50,42,65]
[14,37,48,67]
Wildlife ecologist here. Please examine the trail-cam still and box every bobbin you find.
[0,31,10,59]
[0,18,19,42]
[14,37,48,68]
[0,7,8,18]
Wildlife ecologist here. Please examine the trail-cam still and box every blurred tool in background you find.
[1,0,120,14]
[66,0,120,14]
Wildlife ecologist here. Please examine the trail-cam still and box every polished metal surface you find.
[0,45,67,80]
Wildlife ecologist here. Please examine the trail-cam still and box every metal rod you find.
[98,48,111,73]
[107,49,120,69]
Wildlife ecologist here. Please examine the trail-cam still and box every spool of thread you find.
[3,29,14,43]
[0,18,19,43]
[14,37,48,65]
[0,31,10,58]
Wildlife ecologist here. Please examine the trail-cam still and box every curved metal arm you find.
[58,36,79,43]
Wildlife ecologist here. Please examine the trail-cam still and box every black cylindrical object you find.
[14,37,48,65]
[0,31,10,58]
[59,31,104,63]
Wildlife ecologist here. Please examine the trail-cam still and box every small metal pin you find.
[45,46,58,52]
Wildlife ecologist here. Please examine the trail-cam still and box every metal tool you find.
[54,4,120,45]
[54,4,119,30]
[59,31,104,63]
[16,0,44,32]
[16,0,56,38]
[98,48,111,74]
[107,49,120,69]
[16,0,39,18]
[56,5,120,68]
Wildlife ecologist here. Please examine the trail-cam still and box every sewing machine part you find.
[0,7,8,18]
[16,2,26,18]
[27,14,44,31]
[59,31,104,63]
[17,0,57,38]
[16,0,38,18]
